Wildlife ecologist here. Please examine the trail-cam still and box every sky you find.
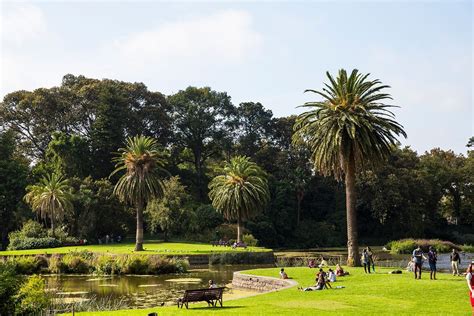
[1,0,472,154]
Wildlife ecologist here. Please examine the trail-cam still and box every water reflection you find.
[46,264,272,309]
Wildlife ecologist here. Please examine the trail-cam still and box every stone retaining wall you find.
[232,271,297,292]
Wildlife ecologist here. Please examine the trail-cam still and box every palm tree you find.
[111,135,168,251]
[293,69,406,266]
[24,173,73,237]
[208,156,269,243]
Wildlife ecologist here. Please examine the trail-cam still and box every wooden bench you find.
[177,287,225,309]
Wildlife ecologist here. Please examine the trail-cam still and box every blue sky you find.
[1,0,472,154]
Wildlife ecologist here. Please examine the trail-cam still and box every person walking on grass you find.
[450,248,461,276]
[412,245,427,279]
[362,249,371,274]
[428,246,437,280]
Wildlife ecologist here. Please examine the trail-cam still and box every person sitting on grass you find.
[336,264,349,276]
[280,268,289,279]
[318,256,328,268]
[299,269,326,291]
[308,259,316,268]
[328,268,336,283]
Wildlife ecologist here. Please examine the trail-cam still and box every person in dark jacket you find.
[428,246,437,280]
[450,249,461,276]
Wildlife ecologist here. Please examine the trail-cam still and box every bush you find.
[242,234,258,247]
[61,251,93,273]
[120,255,149,274]
[17,220,48,238]
[209,252,274,265]
[95,255,121,275]
[48,255,66,274]
[8,256,47,274]
[7,237,61,250]
[14,275,51,315]
[461,244,474,253]
[387,239,461,254]
[0,262,23,315]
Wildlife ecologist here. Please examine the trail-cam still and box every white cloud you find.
[1,4,47,45]
[113,10,262,68]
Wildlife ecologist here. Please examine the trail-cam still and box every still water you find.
[45,264,271,309]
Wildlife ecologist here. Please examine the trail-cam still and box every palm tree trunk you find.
[51,202,56,238]
[345,153,360,266]
[236,213,242,243]
[135,202,144,251]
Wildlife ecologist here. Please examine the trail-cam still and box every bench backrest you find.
[183,287,224,302]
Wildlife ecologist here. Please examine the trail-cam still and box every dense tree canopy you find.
[0,73,472,252]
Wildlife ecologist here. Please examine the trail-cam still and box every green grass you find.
[0,241,272,256]
[62,266,471,315]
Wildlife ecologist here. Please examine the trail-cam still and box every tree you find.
[0,130,29,250]
[293,69,406,266]
[24,173,73,237]
[145,176,191,241]
[168,87,235,200]
[111,135,168,251]
[208,156,270,243]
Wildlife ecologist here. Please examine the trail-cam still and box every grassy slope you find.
[0,241,271,256]
[63,266,471,315]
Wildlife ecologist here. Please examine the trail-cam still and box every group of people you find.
[409,246,464,280]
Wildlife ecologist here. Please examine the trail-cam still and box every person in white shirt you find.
[328,269,336,283]
[280,268,289,279]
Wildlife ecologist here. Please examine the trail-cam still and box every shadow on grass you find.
[182,306,244,310]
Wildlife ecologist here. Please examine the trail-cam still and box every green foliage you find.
[387,239,460,254]
[209,252,274,265]
[242,234,258,247]
[461,244,474,252]
[209,156,270,242]
[145,176,191,239]
[8,237,61,250]
[8,256,47,274]
[24,172,73,234]
[0,262,23,315]
[14,275,50,314]
[48,255,65,274]
[94,255,121,275]
[119,255,150,274]
[61,251,94,273]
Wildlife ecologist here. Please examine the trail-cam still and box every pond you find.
[45,264,272,309]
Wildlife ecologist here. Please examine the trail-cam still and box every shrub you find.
[387,238,461,254]
[14,275,51,315]
[120,255,149,274]
[95,255,121,275]
[461,244,474,253]
[209,252,274,265]
[7,237,61,250]
[0,262,23,315]
[242,234,258,247]
[8,256,44,274]
[17,220,48,238]
[48,255,66,274]
[62,252,92,273]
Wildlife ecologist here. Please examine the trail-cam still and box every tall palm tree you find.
[24,173,73,237]
[111,135,168,251]
[209,156,269,243]
[293,69,406,266]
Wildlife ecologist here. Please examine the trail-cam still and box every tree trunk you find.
[236,213,242,243]
[345,153,360,266]
[135,202,144,251]
[51,203,56,238]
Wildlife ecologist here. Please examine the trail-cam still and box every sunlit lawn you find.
[0,241,272,256]
[63,266,471,315]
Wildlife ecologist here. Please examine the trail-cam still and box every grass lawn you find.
[62,266,472,315]
[0,241,272,256]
